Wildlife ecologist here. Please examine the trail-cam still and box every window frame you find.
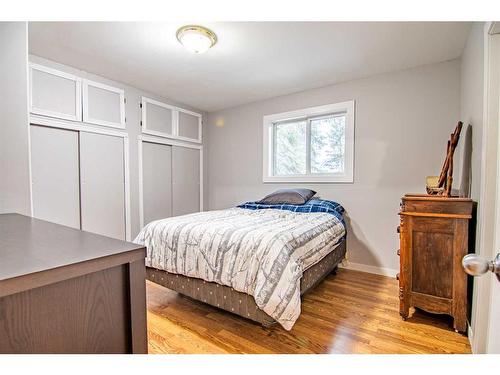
[263,100,355,183]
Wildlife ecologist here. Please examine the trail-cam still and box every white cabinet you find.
[29,63,125,130]
[141,97,174,137]
[83,79,125,129]
[80,132,126,240]
[139,137,202,227]
[141,96,202,143]
[178,111,202,143]
[142,142,173,225]
[29,64,82,122]
[30,125,81,229]
[30,123,130,241]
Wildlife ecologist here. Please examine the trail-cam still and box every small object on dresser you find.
[426,121,463,197]
[398,194,473,333]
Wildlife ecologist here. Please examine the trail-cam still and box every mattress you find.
[135,207,346,330]
[146,239,346,327]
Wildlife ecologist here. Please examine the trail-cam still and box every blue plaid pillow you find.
[237,199,345,221]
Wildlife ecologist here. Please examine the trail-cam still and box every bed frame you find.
[146,238,346,327]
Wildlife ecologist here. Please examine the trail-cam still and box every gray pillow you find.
[258,188,316,205]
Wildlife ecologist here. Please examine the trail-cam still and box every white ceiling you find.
[29,22,471,112]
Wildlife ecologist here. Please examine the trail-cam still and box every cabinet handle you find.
[397,249,400,256]
[396,273,400,281]
[397,226,400,234]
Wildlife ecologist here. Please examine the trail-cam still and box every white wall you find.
[460,23,485,204]
[0,22,31,215]
[206,60,461,274]
[458,22,486,352]
[28,55,208,237]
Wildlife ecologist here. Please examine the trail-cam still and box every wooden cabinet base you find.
[0,214,147,354]
[398,195,473,333]
[0,263,147,353]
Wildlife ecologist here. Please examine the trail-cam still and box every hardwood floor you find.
[146,268,471,354]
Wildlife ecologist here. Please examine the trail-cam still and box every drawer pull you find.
[397,249,400,256]
[396,273,400,281]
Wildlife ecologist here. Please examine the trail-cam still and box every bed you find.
[135,199,346,330]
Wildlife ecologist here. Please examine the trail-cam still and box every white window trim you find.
[141,96,202,144]
[262,100,355,183]
[82,79,126,129]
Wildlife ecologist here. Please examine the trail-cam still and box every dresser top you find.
[0,213,144,282]
[403,194,473,202]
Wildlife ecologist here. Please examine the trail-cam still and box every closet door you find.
[141,98,174,137]
[142,142,172,225]
[30,64,81,121]
[178,111,201,142]
[83,80,125,129]
[30,125,80,229]
[172,146,200,216]
[80,132,126,240]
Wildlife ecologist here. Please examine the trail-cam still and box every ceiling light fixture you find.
[176,25,217,54]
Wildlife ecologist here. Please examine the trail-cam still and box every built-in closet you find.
[28,61,203,241]
[29,63,129,240]
[138,96,202,228]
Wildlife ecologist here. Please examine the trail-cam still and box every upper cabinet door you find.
[178,110,202,143]
[141,97,175,137]
[141,96,202,143]
[29,64,82,121]
[83,79,125,129]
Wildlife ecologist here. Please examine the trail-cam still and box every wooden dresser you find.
[0,214,147,353]
[398,194,473,333]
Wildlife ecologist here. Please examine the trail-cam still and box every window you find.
[263,101,354,183]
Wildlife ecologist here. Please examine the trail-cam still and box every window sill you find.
[262,175,354,184]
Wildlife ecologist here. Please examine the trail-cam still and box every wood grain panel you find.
[402,195,473,216]
[411,292,452,314]
[0,266,129,353]
[128,260,148,354]
[399,195,472,332]
[146,269,471,354]
[412,230,453,298]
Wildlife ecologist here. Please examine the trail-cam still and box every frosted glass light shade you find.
[176,25,217,54]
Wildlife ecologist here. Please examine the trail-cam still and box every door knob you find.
[462,253,500,281]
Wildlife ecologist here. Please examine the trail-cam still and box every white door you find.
[30,125,80,229]
[486,271,500,352]
[469,29,500,354]
[178,111,201,142]
[29,64,82,122]
[142,141,173,225]
[79,132,126,240]
[83,79,125,129]
[141,97,174,137]
[172,146,200,216]
[488,32,500,353]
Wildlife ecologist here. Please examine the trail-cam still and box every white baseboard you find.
[339,261,399,278]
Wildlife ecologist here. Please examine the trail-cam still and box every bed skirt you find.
[146,238,346,327]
